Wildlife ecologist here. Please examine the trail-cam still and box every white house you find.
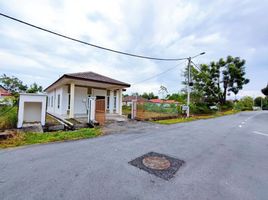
[44,71,130,119]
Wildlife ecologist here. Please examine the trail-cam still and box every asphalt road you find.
[1,111,268,200]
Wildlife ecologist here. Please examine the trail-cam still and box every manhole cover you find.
[142,156,170,170]
[129,152,184,180]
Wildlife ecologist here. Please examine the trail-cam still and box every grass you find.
[45,114,61,125]
[122,105,131,116]
[154,110,239,125]
[0,106,17,130]
[0,128,101,149]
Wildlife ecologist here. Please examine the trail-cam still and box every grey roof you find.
[44,71,130,91]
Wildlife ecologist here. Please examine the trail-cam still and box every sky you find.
[0,0,267,98]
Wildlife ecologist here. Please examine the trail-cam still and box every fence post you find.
[131,100,137,119]
[88,97,96,122]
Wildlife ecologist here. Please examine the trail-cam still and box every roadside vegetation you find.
[126,56,268,124]
[0,105,17,130]
[0,128,101,149]
[155,110,238,125]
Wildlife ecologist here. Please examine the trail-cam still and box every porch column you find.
[109,90,114,113]
[115,90,119,114]
[118,89,122,115]
[69,83,75,118]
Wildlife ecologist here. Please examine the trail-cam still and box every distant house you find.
[0,85,12,105]
[148,99,178,105]
[44,71,130,120]
[122,96,146,106]
[0,85,11,98]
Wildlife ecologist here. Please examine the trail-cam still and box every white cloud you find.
[0,0,267,97]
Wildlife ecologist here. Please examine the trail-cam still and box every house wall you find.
[23,102,42,122]
[46,86,67,116]
[74,86,88,116]
[47,85,123,118]
[61,85,69,116]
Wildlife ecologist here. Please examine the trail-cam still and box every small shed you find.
[17,93,47,128]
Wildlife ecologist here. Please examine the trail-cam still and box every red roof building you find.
[0,85,11,97]
[148,99,178,104]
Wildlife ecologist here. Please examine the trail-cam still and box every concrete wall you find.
[23,102,42,122]
[61,85,69,116]
[47,86,68,116]
[17,94,47,128]
[74,86,88,116]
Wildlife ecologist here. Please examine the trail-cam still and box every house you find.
[149,99,178,104]
[123,96,147,106]
[44,71,131,120]
[0,85,12,105]
[0,85,11,98]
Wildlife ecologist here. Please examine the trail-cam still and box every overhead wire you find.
[132,60,186,86]
[0,12,188,61]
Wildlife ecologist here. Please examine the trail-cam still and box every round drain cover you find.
[142,156,171,170]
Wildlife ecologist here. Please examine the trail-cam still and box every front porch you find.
[67,82,123,118]
[45,71,130,124]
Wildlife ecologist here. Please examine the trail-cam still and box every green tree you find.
[187,56,250,105]
[27,83,43,93]
[235,96,253,111]
[0,74,28,95]
[166,92,186,103]
[141,92,158,99]
[261,84,268,96]
[254,96,264,107]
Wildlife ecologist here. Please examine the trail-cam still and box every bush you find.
[220,101,234,111]
[190,103,215,114]
[234,96,253,111]
[0,106,18,130]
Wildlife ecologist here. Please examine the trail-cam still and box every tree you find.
[0,74,28,95]
[261,84,268,96]
[187,56,250,105]
[235,96,253,110]
[158,85,168,99]
[254,96,263,107]
[141,92,158,99]
[166,92,186,103]
[27,83,43,93]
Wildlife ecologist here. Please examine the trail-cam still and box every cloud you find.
[0,0,267,97]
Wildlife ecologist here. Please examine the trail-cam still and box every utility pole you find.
[186,57,191,118]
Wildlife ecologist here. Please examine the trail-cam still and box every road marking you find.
[253,131,268,137]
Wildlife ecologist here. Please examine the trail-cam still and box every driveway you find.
[0,111,268,200]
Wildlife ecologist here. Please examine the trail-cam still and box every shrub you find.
[190,103,215,114]
[0,106,18,130]
[234,96,253,111]
[220,100,234,111]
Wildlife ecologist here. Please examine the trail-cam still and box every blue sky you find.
[0,0,267,98]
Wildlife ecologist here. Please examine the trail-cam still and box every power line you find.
[132,60,186,85]
[0,12,188,61]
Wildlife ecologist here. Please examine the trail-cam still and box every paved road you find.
[1,111,268,200]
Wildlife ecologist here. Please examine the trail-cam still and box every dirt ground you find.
[101,119,164,135]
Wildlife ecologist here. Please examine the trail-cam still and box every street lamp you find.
[186,52,206,118]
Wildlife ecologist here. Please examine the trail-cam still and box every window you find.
[48,97,50,107]
[107,96,110,109]
[114,96,116,110]
[51,96,53,107]
[57,94,60,109]
[113,90,117,110]
[68,93,70,110]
